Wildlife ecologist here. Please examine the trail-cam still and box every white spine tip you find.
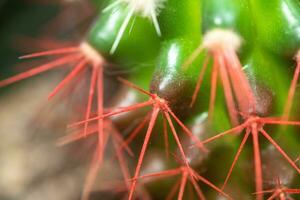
[123,0,165,18]
[80,42,105,65]
[202,28,242,52]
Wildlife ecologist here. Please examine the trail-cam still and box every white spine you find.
[105,0,165,54]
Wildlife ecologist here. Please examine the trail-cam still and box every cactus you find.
[0,0,300,199]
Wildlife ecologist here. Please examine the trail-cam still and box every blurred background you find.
[0,1,114,199]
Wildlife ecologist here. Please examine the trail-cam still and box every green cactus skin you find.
[150,0,202,111]
[251,0,300,58]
